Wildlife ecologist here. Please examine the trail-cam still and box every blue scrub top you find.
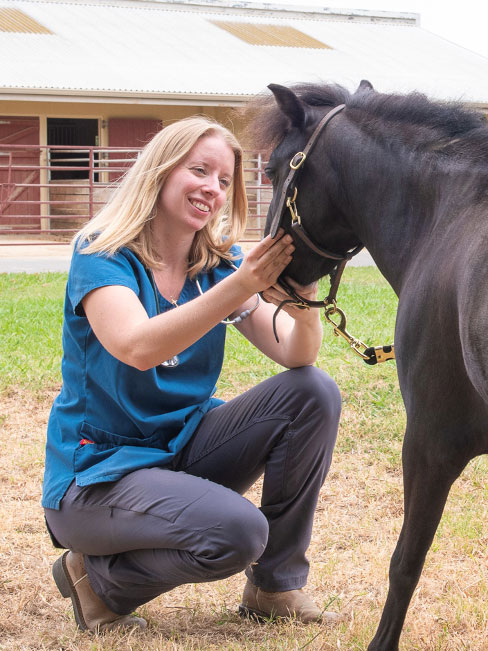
[42,243,243,510]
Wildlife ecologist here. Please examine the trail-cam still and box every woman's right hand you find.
[236,230,295,295]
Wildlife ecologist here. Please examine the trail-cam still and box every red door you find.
[108,118,162,182]
[0,116,40,226]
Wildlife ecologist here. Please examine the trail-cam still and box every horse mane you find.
[244,83,351,152]
[245,82,488,159]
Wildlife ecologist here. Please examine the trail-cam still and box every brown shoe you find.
[53,551,147,632]
[239,578,343,624]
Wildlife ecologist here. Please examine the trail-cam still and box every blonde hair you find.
[74,116,248,277]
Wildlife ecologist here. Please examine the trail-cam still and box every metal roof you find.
[1,0,488,105]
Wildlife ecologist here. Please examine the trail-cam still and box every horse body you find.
[251,82,488,649]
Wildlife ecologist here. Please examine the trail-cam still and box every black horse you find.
[248,81,488,650]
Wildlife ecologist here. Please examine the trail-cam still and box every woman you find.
[43,116,342,632]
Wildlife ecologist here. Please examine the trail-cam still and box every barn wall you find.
[0,100,243,144]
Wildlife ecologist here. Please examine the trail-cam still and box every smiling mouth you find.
[189,199,210,213]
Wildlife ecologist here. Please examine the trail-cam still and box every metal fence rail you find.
[0,144,271,244]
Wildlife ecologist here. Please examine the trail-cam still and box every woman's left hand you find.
[261,278,320,321]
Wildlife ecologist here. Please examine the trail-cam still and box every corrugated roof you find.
[1,0,488,105]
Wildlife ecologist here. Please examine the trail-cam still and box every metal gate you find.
[0,143,270,243]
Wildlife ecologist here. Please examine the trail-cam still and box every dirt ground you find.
[2,386,488,650]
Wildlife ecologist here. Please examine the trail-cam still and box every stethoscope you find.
[148,261,260,368]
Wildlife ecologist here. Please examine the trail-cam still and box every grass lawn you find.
[1,267,488,650]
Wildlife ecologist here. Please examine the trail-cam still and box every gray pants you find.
[45,366,341,615]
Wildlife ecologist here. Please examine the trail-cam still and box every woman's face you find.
[157,134,235,235]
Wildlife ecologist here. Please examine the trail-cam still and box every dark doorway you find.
[47,118,98,180]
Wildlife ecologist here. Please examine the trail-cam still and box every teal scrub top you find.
[42,243,243,510]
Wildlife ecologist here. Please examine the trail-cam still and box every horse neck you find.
[329,138,440,295]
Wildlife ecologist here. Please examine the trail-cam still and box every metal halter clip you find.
[323,304,370,360]
[290,151,306,170]
[324,304,395,365]
[286,186,301,225]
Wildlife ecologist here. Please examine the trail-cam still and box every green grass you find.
[0,267,400,417]
[0,272,66,394]
[1,265,404,462]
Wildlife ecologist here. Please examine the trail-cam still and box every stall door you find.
[0,116,40,226]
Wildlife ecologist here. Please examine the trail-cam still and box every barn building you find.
[1,0,488,240]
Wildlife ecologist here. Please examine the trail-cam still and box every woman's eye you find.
[220,178,231,189]
[192,166,206,175]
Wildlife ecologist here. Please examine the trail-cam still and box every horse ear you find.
[357,79,374,93]
[268,83,306,128]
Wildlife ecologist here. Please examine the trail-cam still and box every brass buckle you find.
[290,152,306,170]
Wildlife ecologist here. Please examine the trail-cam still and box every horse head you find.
[263,82,369,285]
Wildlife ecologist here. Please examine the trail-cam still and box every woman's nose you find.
[202,174,220,195]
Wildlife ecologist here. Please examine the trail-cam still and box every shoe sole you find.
[52,551,88,631]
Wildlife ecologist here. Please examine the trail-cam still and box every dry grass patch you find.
[2,386,488,650]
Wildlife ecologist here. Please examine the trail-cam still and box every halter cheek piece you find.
[268,104,361,308]
[269,104,346,240]
[267,103,395,365]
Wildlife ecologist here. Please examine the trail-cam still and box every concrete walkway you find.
[0,242,72,273]
[0,240,374,273]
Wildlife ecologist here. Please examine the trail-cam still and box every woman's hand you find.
[235,230,295,295]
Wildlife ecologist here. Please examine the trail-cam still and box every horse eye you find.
[264,166,274,181]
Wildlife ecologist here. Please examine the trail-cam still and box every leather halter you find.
[265,103,395,364]
[267,103,362,308]
[269,104,347,239]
